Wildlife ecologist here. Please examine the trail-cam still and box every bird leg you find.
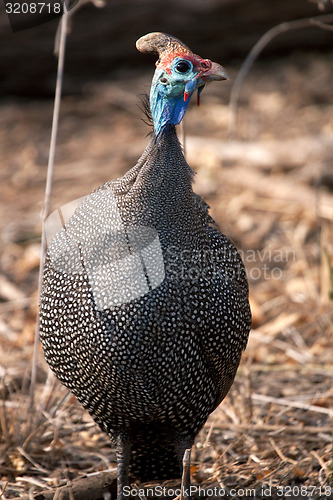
[176,438,193,500]
[180,448,191,500]
[116,435,131,500]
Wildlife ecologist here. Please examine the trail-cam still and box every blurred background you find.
[1,1,333,498]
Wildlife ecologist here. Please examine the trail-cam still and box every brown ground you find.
[0,49,333,499]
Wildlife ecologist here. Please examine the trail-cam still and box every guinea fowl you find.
[40,32,251,498]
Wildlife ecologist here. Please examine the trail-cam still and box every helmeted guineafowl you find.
[40,32,251,498]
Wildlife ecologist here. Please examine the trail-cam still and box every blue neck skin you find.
[150,67,198,137]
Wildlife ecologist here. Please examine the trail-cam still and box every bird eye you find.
[175,60,191,73]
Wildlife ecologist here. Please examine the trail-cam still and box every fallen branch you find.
[208,422,333,435]
[20,469,117,500]
[252,393,333,418]
[187,134,333,170]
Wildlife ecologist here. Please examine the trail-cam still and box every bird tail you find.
[129,423,182,482]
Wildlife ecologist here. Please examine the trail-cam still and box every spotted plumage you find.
[39,32,251,498]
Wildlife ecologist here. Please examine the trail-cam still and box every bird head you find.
[136,32,228,136]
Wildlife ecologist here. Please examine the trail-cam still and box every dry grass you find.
[0,49,333,499]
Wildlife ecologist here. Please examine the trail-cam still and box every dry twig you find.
[229,14,333,137]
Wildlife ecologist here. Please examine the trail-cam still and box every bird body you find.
[40,33,251,497]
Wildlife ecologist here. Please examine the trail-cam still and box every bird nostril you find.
[160,77,168,84]
[201,59,212,70]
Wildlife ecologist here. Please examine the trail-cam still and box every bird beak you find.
[184,58,228,104]
[201,61,228,82]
